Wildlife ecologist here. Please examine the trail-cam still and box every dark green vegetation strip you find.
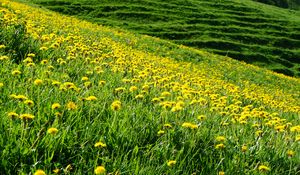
[28,0,300,77]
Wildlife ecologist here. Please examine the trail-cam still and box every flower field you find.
[0,0,299,174]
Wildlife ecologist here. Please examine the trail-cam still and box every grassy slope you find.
[25,0,300,77]
[0,1,300,174]
[252,0,300,9]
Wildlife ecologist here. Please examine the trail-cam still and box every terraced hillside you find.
[27,0,300,77]
[253,0,300,9]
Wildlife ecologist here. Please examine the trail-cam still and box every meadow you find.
[25,0,300,77]
[0,0,300,175]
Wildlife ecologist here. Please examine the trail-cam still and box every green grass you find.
[0,1,300,174]
[22,0,300,77]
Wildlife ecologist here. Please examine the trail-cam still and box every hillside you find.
[26,0,300,77]
[253,0,300,9]
[0,0,300,174]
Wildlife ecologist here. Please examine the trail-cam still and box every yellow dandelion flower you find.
[215,143,225,150]
[129,86,138,92]
[23,57,33,63]
[51,103,61,110]
[66,101,77,110]
[242,145,248,152]
[218,171,225,175]
[94,166,106,174]
[94,141,107,148]
[0,44,5,49]
[215,136,226,142]
[47,128,58,135]
[12,70,21,76]
[287,150,295,157]
[157,130,165,135]
[114,87,126,93]
[34,169,46,175]
[27,63,35,67]
[0,55,9,61]
[40,59,48,65]
[258,165,270,172]
[53,168,60,174]
[8,112,19,118]
[151,97,161,103]
[163,123,172,128]
[255,130,263,136]
[19,114,34,120]
[85,96,97,101]
[167,160,176,167]
[34,79,43,85]
[182,122,198,129]
[81,76,89,81]
[99,80,106,86]
[27,53,36,57]
[197,115,207,120]
[39,46,48,51]
[0,82,3,88]
[135,94,144,99]
[52,81,61,86]
[111,100,121,111]
[24,100,34,107]
[161,91,171,97]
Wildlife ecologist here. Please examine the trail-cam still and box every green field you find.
[25,0,300,77]
[1,0,300,174]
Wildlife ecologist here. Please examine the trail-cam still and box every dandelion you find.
[255,130,263,136]
[0,44,5,49]
[34,79,43,85]
[40,59,48,64]
[12,70,21,76]
[151,97,160,103]
[241,145,248,152]
[27,53,35,57]
[182,122,198,129]
[218,171,225,175]
[34,170,46,175]
[135,94,144,99]
[66,101,77,110]
[215,136,226,142]
[0,82,3,88]
[129,86,138,92]
[51,103,61,110]
[111,100,121,111]
[24,100,34,107]
[215,143,225,150]
[197,115,206,120]
[8,112,18,118]
[114,87,126,93]
[0,55,9,61]
[94,166,106,174]
[40,46,48,51]
[47,127,58,135]
[94,141,107,148]
[287,150,295,157]
[167,160,176,167]
[81,76,89,81]
[53,168,60,174]
[163,123,172,128]
[98,80,106,86]
[258,165,270,172]
[85,96,97,101]
[19,114,34,120]
[157,130,165,135]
